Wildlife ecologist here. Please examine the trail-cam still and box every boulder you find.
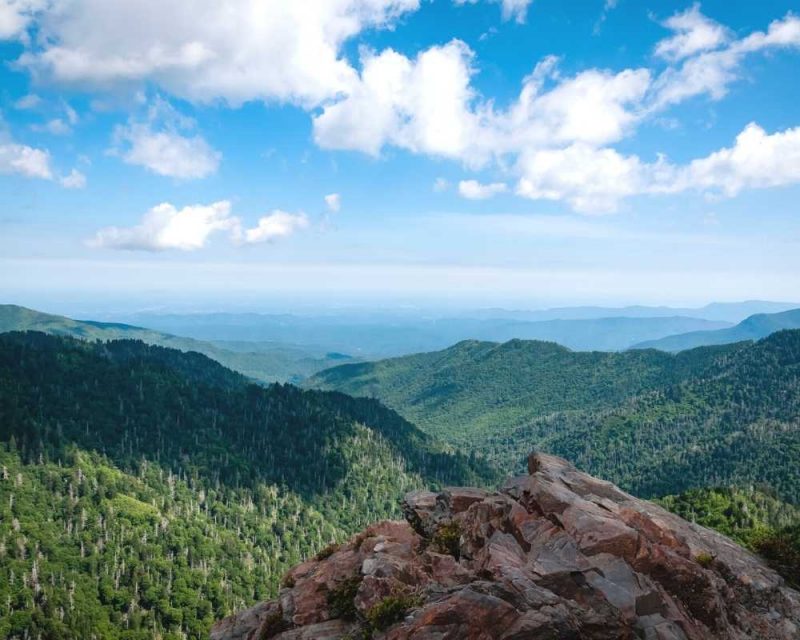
[212,453,800,640]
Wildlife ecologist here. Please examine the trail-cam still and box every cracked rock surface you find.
[211,453,800,639]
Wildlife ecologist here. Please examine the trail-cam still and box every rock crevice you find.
[211,453,800,639]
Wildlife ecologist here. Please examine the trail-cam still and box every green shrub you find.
[365,594,421,631]
[327,576,362,620]
[695,552,715,568]
[752,525,800,589]
[281,573,296,589]
[315,542,340,561]
[430,521,462,558]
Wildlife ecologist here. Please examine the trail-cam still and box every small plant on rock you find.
[695,552,715,568]
[315,542,340,561]
[281,573,296,589]
[327,575,363,620]
[431,520,462,559]
[365,593,422,632]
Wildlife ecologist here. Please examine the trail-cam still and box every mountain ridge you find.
[0,303,357,383]
[633,308,800,352]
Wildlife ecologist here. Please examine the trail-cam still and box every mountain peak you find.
[211,453,800,639]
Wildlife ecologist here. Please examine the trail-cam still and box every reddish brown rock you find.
[211,453,800,640]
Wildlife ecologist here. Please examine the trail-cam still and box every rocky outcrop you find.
[211,453,800,639]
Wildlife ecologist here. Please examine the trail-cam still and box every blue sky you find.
[1,0,799,313]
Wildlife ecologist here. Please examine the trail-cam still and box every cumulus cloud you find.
[458,179,507,199]
[654,3,730,61]
[90,201,240,251]
[324,193,341,212]
[0,142,53,179]
[650,12,800,109]
[514,123,800,212]
[7,2,800,214]
[314,6,800,212]
[111,99,221,179]
[497,60,651,150]
[60,168,86,188]
[314,41,480,161]
[14,0,419,107]
[0,125,86,186]
[314,48,651,165]
[242,211,310,244]
[678,123,800,196]
[516,145,644,213]
[0,0,42,40]
[90,200,312,251]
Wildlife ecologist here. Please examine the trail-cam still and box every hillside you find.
[309,331,800,503]
[0,304,356,383]
[633,307,800,352]
[489,330,800,501]
[212,453,800,640]
[307,337,742,447]
[0,332,496,640]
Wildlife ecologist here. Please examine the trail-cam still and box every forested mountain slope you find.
[633,307,800,352]
[0,332,496,640]
[489,330,800,501]
[310,331,800,503]
[0,304,356,383]
[308,337,742,446]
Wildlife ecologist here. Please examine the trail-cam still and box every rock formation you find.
[211,453,800,639]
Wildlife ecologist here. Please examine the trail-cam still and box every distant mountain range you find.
[633,308,800,351]
[105,310,731,355]
[0,304,356,383]
[465,300,800,323]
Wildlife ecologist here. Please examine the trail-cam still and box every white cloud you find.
[7,2,800,215]
[654,3,730,62]
[242,210,310,244]
[90,201,313,250]
[314,48,650,166]
[514,123,800,212]
[324,193,341,212]
[15,0,419,107]
[0,142,53,179]
[0,0,42,40]
[32,118,72,135]
[90,201,239,251]
[315,7,800,213]
[516,144,645,213]
[13,93,41,109]
[433,177,450,192]
[678,123,800,196]
[60,168,86,188]
[112,99,220,179]
[458,179,507,199]
[453,0,533,23]
[650,12,800,109]
[497,61,651,150]
[314,41,480,161]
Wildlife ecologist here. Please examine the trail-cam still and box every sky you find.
[0,0,799,313]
